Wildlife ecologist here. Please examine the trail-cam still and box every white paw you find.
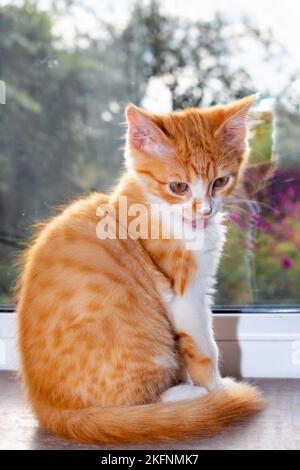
[160,384,207,403]
[207,377,237,391]
[206,377,237,392]
[220,377,237,387]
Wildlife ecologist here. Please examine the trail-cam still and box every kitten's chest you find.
[191,244,220,296]
[145,216,226,298]
[162,224,226,332]
[176,217,226,297]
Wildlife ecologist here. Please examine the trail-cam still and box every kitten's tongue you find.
[184,217,208,230]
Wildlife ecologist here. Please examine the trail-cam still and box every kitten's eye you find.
[213,176,230,189]
[169,181,189,194]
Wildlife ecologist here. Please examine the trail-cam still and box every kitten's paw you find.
[160,384,207,403]
[219,377,237,387]
[207,377,237,391]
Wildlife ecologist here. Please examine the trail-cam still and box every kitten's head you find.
[125,95,257,229]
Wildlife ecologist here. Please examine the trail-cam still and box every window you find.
[1,0,300,309]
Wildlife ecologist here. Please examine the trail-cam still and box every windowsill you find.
[2,372,299,450]
[1,306,300,378]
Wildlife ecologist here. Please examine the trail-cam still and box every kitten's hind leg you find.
[160,384,207,403]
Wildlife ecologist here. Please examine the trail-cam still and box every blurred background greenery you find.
[0,0,299,305]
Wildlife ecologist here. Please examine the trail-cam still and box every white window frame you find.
[215,312,300,378]
[1,308,300,377]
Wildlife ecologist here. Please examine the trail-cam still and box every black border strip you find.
[0,304,16,313]
[1,304,300,314]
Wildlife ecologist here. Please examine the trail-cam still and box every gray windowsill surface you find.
[1,372,299,450]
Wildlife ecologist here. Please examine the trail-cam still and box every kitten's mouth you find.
[182,216,209,230]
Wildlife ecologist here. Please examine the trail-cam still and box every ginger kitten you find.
[17,95,263,444]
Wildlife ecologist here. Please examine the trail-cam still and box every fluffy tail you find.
[35,382,264,444]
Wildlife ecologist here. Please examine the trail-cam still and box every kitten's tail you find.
[34,382,264,444]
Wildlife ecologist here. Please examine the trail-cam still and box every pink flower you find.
[281,257,293,269]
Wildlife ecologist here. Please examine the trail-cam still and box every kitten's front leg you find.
[169,292,225,390]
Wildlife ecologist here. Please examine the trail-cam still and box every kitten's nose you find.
[202,200,212,217]
[193,198,212,217]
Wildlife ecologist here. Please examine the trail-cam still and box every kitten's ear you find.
[126,104,174,158]
[216,94,258,148]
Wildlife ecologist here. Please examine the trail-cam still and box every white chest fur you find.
[190,212,227,298]
[166,212,227,385]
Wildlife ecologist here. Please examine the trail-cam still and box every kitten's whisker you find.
[229,198,278,214]
[223,203,253,216]
[227,197,260,208]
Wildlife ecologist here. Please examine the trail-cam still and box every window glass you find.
[0,0,299,306]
